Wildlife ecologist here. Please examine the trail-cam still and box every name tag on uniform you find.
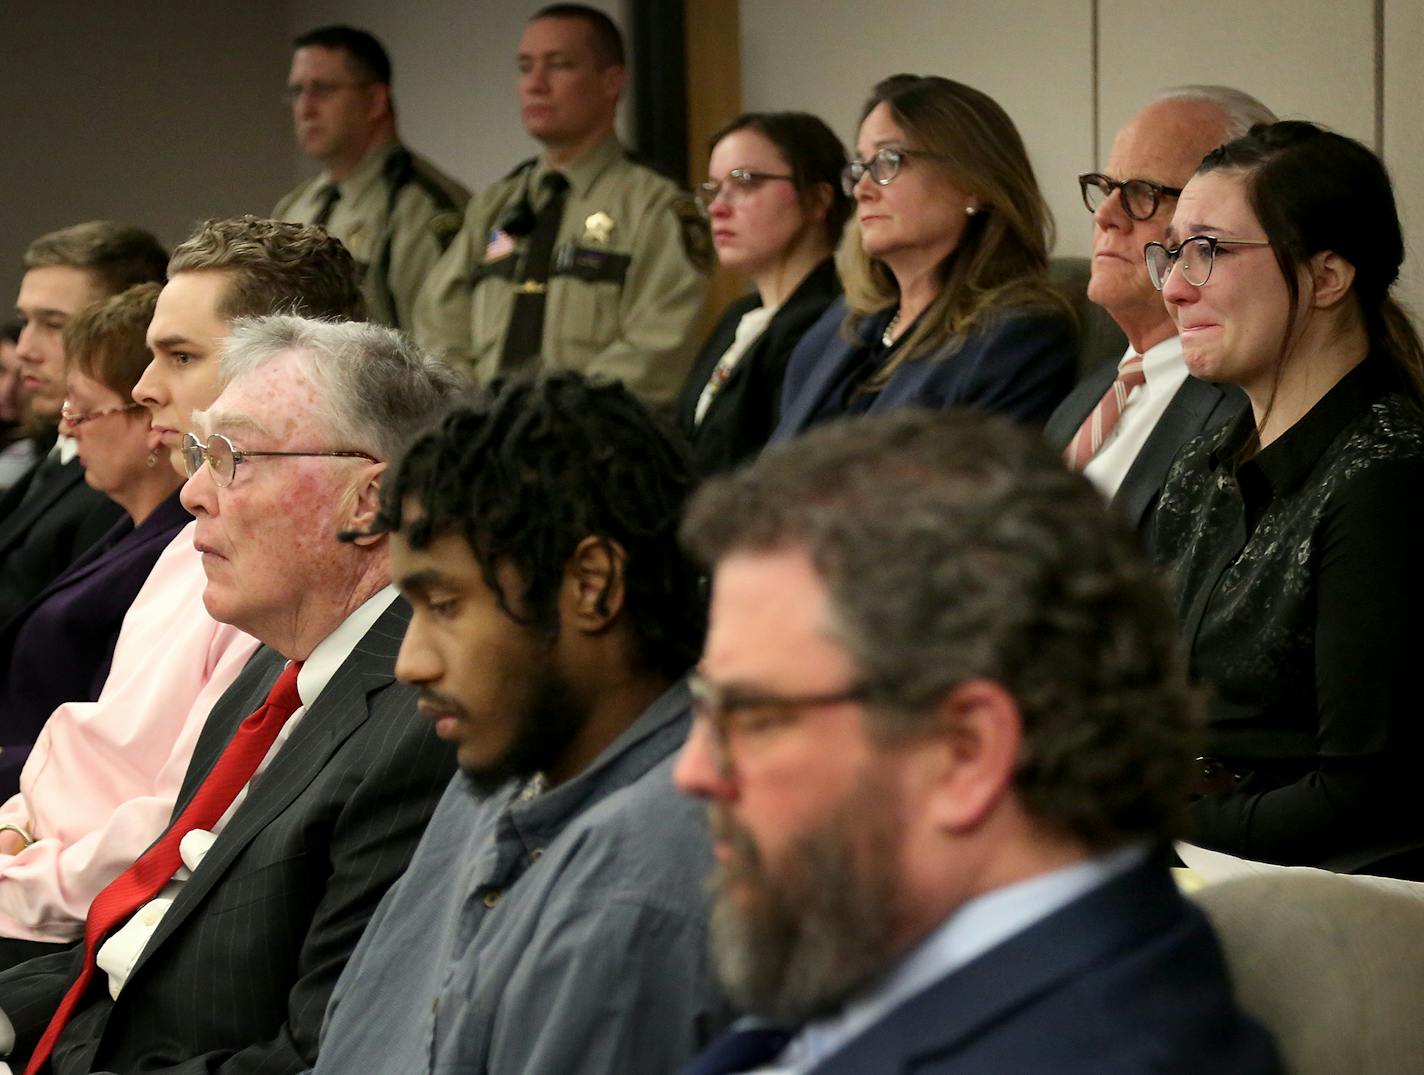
[552,244,630,286]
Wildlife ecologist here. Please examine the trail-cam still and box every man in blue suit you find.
[674,409,1282,1074]
[1045,87,1274,539]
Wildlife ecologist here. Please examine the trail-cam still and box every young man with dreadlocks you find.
[309,372,730,1075]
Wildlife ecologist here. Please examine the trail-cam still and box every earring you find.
[146,448,159,469]
[965,205,979,217]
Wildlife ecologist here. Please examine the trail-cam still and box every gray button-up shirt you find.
[311,681,730,1074]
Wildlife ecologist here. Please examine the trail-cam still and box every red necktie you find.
[25,661,304,1075]
[1065,354,1147,471]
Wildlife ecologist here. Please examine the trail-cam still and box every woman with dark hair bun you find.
[1150,120,1424,877]
[675,111,849,476]
[769,74,1076,439]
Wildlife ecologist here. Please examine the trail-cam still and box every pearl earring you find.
[965,205,979,217]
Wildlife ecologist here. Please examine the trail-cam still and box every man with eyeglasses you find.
[0,317,461,1074]
[306,373,728,1075]
[273,25,469,331]
[674,409,1282,1075]
[1045,87,1273,538]
[0,219,360,968]
[413,4,711,404]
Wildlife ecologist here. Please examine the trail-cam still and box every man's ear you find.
[343,462,388,547]
[563,535,627,634]
[918,678,1023,834]
[365,82,393,124]
[1308,250,1357,311]
[601,63,627,105]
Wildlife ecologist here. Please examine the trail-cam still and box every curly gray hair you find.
[682,409,1198,849]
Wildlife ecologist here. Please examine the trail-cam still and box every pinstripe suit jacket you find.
[0,597,456,1074]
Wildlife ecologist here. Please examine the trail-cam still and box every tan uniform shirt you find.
[412,137,711,405]
[273,140,469,330]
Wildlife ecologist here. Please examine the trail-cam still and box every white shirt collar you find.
[297,585,399,706]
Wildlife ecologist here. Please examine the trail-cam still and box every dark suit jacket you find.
[771,297,1076,441]
[675,258,840,477]
[0,453,124,624]
[806,856,1281,1074]
[1045,355,1247,538]
[0,491,190,801]
[0,597,456,1075]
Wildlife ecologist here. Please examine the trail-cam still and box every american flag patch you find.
[484,229,515,262]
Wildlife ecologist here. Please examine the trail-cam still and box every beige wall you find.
[1385,0,1424,314]
[740,0,1423,314]
[740,0,1093,261]
[0,2,294,313]
[5,2,1421,316]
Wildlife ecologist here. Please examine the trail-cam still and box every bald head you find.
[1087,96,1236,352]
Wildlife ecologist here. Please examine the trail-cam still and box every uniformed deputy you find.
[274,25,469,331]
[413,4,711,406]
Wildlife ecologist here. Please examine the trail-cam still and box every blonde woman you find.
[773,75,1075,437]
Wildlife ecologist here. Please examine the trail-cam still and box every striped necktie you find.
[1065,354,1146,470]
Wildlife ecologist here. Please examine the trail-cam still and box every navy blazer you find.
[0,454,124,624]
[0,490,190,801]
[0,598,457,1074]
[804,856,1281,1074]
[1045,356,1248,539]
[771,297,1076,442]
[676,258,841,477]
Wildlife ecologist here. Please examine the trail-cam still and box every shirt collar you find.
[296,585,399,708]
[325,139,400,201]
[1129,334,1186,388]
[534,136,624,198]
[783,843,1151,1069]
[1210,355,1399,499]
[477,678,691,857]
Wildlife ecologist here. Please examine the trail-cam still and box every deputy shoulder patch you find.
[428,210,463,248]
[672,195,713,274]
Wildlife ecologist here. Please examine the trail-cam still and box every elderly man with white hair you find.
[1046,86,1276,537]
[0,316,461,1075]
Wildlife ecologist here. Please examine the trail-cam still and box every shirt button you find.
[529,848,544,861]
[483,890,501,908]
[141,908,161,926]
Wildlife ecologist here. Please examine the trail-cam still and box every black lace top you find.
[1152,357,1424,874]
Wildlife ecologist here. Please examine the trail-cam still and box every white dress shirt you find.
[1082,336,1189,500]
[694,304,776,425]
[95,586,399,998]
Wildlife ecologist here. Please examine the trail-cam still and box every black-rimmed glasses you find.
[181,431,378,488]
[695,169,796,211]
[841,146,949,197]
[1144,235,1274,290]
[60,400,144,429]
[1078,172,1183,222]
[687,669,871,767]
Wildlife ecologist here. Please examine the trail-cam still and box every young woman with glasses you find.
[1150,121,1424,878]
[769,74,1075,439]
[675,111,849,477]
